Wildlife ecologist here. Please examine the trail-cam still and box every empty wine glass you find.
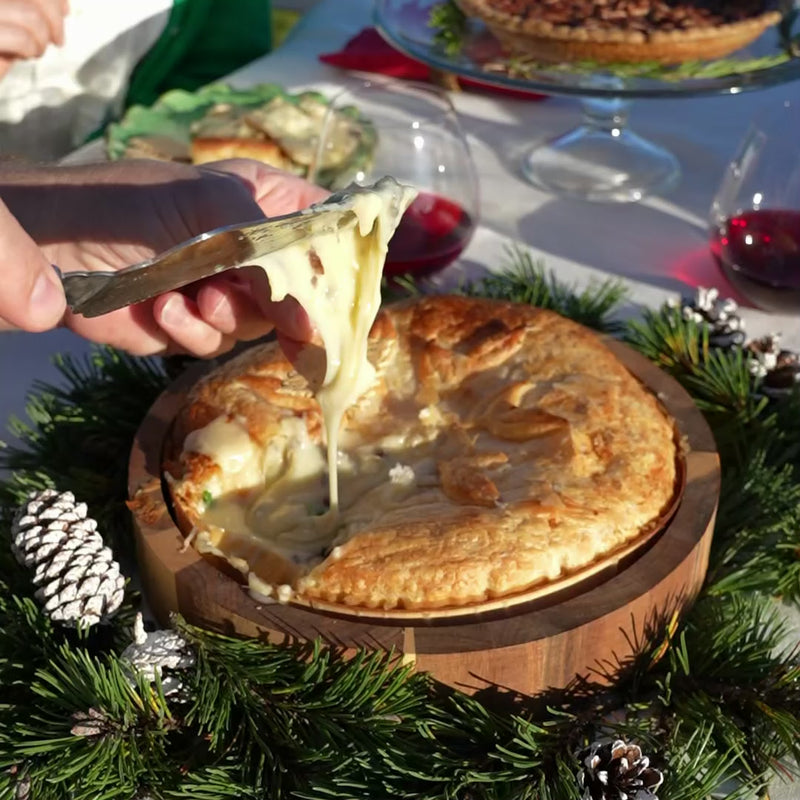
[709,98,800,313]
[309,77,480,278]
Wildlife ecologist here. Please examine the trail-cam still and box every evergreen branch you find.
[381,272,425,305]
[0,260,799,798]
[660,723,754,800]
[709,447,800,598]
[624,303,768,460]
[462,246,628,333]
[496,51,794,82]
[1,645,176,800]
[180,622,440,797]
[161,764,259,799]
[0,348,167,556]
[429,1,468,57]
[625,302,709,372]
[656,594,800,783]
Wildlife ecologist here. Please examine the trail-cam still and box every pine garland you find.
[0,250,799,799]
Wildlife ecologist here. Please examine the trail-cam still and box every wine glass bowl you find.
[709,99,800,313]
[310,78,480,278]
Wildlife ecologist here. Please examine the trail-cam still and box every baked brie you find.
[165,296,680,612]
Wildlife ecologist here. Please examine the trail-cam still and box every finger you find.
[63,303,170,356]
[260,296,313,343]
[201,159,330,216]
[227,265,314,342]
[0,1,54,56]
[195,277,275,341]
[0,22,44,60]
[0,201,65,332]
[277,333,328,391]
[154,292,236,359]
[253,175,329,216]
[277,331,310,366]
[33,0,66,46]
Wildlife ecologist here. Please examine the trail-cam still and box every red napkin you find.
[320,28,546,101]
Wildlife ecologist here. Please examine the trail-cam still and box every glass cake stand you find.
[374,0,800,202]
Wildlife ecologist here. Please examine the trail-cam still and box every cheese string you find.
[250,178,417,513]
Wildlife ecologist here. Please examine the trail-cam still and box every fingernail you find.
[208,292,234,329]
[160,296,188,327]
[30,270,65,321]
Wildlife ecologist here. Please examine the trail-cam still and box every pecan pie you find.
[455,0,782,64]
[165,296,680,612]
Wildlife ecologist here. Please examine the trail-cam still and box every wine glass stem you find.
[580,96,630,132]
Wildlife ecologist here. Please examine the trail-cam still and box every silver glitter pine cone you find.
[11,489,125,627]
[745,334,800,397]
[577,739,663,800]
[121,612,195,696]
[677,287,745,348]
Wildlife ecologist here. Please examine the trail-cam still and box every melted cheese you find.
[186,177,416,515]
[201,413,450,569]
[183,416,262,494]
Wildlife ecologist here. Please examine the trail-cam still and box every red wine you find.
[385,192,475,277]
[710,208,800,312]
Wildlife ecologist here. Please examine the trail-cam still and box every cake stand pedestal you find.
[521,95,680,203]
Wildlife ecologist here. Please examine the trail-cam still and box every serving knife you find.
[58,203,358,319]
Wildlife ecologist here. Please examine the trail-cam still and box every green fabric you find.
[125,0,273,109]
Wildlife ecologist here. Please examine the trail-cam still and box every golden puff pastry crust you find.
[165,296,680,611]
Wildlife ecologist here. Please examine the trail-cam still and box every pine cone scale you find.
[578,739,663,800]
[11,489,125,628]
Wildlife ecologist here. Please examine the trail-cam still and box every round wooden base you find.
[128,339,719,697]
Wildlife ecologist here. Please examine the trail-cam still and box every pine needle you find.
[0,257,799,799]
[461,245,628,333]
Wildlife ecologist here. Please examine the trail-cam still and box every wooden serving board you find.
[128,339,719,697]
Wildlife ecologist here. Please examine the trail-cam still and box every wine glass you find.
[309,77,480,278]
[709,98,800,313]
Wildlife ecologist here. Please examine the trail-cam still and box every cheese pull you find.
[193,176,417,511]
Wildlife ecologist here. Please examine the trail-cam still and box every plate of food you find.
[105,83,376,189]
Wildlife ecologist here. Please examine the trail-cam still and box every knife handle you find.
[56,266,118,314]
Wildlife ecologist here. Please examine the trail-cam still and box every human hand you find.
[1,158,329,356]
[0,196,66,332]
[0,0,68,78]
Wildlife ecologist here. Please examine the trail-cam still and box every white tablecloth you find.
[0,5,798,794]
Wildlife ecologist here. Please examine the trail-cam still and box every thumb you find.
[0,200,66,332]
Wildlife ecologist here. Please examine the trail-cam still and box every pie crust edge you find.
[163,296,683,612]
[454,0,782,64]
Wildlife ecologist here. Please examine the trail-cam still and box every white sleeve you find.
[0,0,173,161]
